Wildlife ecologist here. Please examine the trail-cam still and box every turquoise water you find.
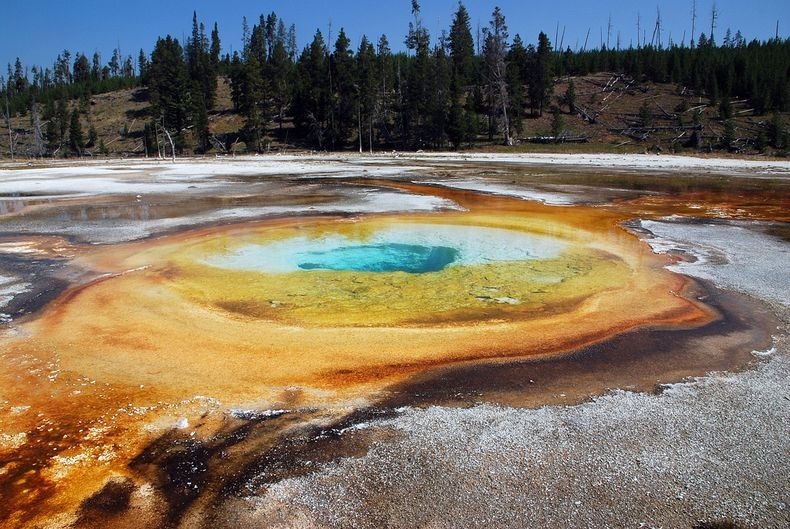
[298,243,458,273]
[204,223,567,274]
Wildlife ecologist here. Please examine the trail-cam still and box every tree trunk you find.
[162,127,176,162]
[499,83,511,145]
[32,103,44,157]
[358,102,362,154]
[4,98,12,161]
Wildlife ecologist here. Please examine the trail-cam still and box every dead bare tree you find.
[31,102,45,157]
[691,0,697,47]
[559,26,566,54]
[155,119,176,162]
[607,14,612,49]
[483,7,511,145]
[652,6,662,48]
[554,22,559,55]
[230,138,241,156]
[358,99,363,154]
[210,135,228,153]
[637,13,641,48]
[161,127,175,162]
[710,2,718,43]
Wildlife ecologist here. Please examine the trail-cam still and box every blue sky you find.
[1,1,787,75]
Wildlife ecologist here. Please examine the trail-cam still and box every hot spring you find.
[10,193,713,405]
[203,223,567,274]
[161,216,645,328]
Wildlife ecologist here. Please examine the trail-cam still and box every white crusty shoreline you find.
[2,151,790,182]
[404,151,790,175]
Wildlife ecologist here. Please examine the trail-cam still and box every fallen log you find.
[524,134,589,144]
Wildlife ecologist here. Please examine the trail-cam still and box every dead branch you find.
[655,102,676,120]
[210,135,228,153]
[577,106,598,124]
[161,127,176,162]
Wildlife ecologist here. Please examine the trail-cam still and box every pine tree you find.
[767,113,787,149]
[143,122,157,157]
[73,54,90,84]
[562,79,577,113]
[287,25,298,62]
[449,2,475,86]
[92,52,102,81]
[138,49,149,83]
[639,100,653,127]
[550,107,564,140]
[45,118,59,153]
[376,35,395,145]
[87,124,98,148]
[530,32,554,116]
[425,41,451,148]
[187,12,217,110]
[265,13,278,60]
[754,128,767,152]
[292,30,330,149]
[237,51,267,151]
[109,48,121,77]
[447,74,466,149]
[148,36,190,144]
[54,51,71,85]
[123,56,134,78]
[210,23,221,70]
[507,34,528,137]
[237,20,271,149]
[56,96,68,143]
[42,98,59,153]
[448,2,475,148]
[68,108,84,155]
[330,28,356,148]
[402,2,432,148]
[721,119,735,150]
[11,59,28,102]
[270,20,293,132]
[356,35,378,151]
[719,96,732,120]
[192,93,210,153]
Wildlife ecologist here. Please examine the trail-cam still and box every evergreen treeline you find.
[2,46,139,156]
[2,2,789,156]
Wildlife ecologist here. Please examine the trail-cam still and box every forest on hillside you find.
[1,2,789,157]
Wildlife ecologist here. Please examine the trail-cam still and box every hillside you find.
[0,72,787,158]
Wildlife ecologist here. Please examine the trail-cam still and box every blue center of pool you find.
[297,243,458,273]
[203,223,569,274]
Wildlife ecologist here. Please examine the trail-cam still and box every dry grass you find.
[0,72,785,158]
